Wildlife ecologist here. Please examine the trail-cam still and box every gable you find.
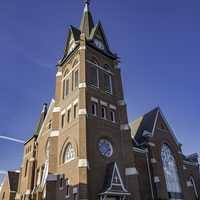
[64,26,80,55]
[37,99,55,140]
[152,109,179,146]
[130,107,180,146]
[90,22,110,53]
[130,108,158,144]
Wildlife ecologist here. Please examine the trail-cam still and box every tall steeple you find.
[80,0,94,37]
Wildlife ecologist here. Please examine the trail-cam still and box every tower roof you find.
[80,0,94,37]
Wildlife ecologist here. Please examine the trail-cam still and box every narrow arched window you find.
[24,160,29,177]
[64,143,76,163]
[2,192,5,200]
[62,69,70,99]
[189,176,198,199]
[161,144,182,193]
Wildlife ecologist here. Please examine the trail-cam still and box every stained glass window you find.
[64,143,76,163]
[161,144,182,193]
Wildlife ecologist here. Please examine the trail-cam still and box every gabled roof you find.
[33,103,48,137]
[130,107,159,144]
[24,103,48,145]
[64,26,81,54]
[37,99,55,140]
[8,171,19,192]
[130,107,179,145]
[183,153,199,163]
[89,21,111,53]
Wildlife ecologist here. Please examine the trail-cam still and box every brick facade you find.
[0,2,200,200]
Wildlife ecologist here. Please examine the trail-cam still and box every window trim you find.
[91,102,98,117]
[102,71,112,95]
[61,113,65,128]
[63,143,76,163]
[101,106,107,120]
[24,160,29,177]
[73,103,78,119]
[161,144,182,194]
[74,69,79,89]
[66,179,70,197]
[59,175,64,190]
[110,110,116,123]
[88,64,99,88]
[67,109,71,123]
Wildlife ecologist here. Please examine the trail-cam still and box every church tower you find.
[15,1,142,200]
[1,1,200,200]
[51,1,141,199]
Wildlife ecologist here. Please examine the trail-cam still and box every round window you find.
[98,139,113,158]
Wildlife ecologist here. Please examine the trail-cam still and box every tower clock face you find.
[98,139,113,157]
[94,38,105,50]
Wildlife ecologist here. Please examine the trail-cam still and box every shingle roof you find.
[130,107,159,144]
[33,103,48,136]
[70,25,81,41]
[24,103,48,144]
[8,171,19,192]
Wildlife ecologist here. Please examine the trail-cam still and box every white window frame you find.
[110,110,116,123]
[65,179,70,198]
[74,69,79,89]
[64,143,76,163]
[61,113,65,128]
[91,102,97,117]
[101,106,107,120]
[73,103,78,119]
[102,71,113,95]
[88,64,99,88]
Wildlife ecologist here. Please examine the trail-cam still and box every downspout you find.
[145,148,155,200]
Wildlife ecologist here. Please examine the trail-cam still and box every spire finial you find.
[84,0,90,5]
[84,0,90,12]
[80,0,94,36]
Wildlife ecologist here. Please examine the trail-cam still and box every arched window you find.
[62,69,70,99]
[64,143,76,163]
[2,192,5,200]
[189,176,198,199]
[24,160,29,177]
[161,144,182,193]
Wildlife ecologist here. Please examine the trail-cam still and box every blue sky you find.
[0,0,200,184]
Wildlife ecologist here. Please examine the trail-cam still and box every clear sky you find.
[0,0,200,185]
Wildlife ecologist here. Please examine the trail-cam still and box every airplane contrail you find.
[0,136,25,144]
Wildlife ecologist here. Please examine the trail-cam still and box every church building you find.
[0,1,200,200]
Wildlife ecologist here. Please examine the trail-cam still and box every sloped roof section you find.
[130,107,180,146]
[33,103,48,136]
[80,2,94,37]
[8,171,19,192]
[64,26,81,55]
[130,107,159,144]
[89,21,111,53]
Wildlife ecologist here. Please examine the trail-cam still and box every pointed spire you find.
[84,0,90,12]
[80,0,94,37]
